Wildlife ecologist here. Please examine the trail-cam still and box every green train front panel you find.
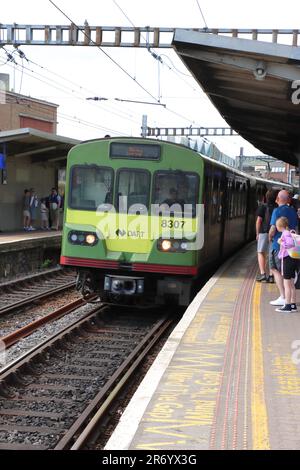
[61,139,204,273]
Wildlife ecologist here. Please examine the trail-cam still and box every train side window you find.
[203,166,213,222]
[236,181,242,217]
[217,176,226,223]
[242,183,247,215]
[228,179,233,219]
[211,173,220,224]
[69,165,114,211]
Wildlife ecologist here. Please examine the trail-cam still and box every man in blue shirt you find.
[269,190,298,307]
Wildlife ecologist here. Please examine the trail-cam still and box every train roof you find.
[76,136,294,190]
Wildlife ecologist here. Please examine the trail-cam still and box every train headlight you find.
[158,238,188,253]
[69,231,98,246]
[86,234,96,245]
[161,240,172,251]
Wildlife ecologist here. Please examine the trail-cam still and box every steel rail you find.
[0,278,76,316]
[0,266,62,289]
[54,316,172,450]
[0,305,170,451]
[0,304,107,387]
[0,296,97,348]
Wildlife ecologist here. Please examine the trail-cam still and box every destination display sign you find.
[110,142,161,160]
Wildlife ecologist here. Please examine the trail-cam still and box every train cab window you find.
[70,166,113,210]
[153,171,198,217]
[116,169,150,213]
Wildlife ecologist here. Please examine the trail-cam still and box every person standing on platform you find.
[291,194,300,232]
[40,198,50,230]
[256,189,278,283]
[22,189,31,231]
[269,190,298,307]
[29,188,38,231]
[49,188,61,231]
[275,216,298,313]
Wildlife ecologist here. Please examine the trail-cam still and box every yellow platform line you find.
[251,282,270,450]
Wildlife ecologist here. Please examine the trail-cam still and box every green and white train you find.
[60,137,290,306]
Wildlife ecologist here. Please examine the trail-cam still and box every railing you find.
[0,25,300,47]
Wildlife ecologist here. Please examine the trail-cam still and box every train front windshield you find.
[116,169,150,213]
[69,165,113,210]
[69,166,199,217]
[153,171,199,217]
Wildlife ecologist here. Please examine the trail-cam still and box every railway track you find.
[0,268,76,316]
[0,297,94,349]
[0,306,173,450]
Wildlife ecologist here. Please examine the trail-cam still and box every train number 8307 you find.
[161,220,186,229]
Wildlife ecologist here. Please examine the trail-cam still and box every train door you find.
[245,178,258,241]
[219,170,227,257]
[202,164,223,264]
[202,163,213,262]
[222,174,234,255]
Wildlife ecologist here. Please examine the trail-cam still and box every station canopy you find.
[173,30,300,166]
[0,128,79,163]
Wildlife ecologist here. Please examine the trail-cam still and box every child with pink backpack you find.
[276,216,298,313]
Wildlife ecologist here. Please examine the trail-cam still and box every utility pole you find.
[141,115,148,138]
[239,147,244,171]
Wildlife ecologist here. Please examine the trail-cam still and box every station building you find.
[0,74,79,231]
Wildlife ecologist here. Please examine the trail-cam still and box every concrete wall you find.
[0,156,56,231]
[0,236,61,280]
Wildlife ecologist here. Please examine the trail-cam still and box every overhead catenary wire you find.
[112,0,135,28]
[109,0,197,124]
[3,0,200,129]
[58,112,127,136]
[0,53,141,126]
[2,52,191,133]
[48,0,160,105]
[18,51,139,121]
[195,0,209,29]
[111,0,212,124]
[0,58,123,136]
[2,57,194,144]
[2,2,207,131]
[9,45,141,121]
[19,57,24,94]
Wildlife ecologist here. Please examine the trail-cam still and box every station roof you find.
[0,128,79,163]
[173,30,300,166]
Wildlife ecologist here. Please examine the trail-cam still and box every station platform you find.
[0,231,62,281]
[106,243,300,450]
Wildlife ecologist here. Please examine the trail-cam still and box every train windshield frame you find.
[69,165,114,211]
[152,170,199,218]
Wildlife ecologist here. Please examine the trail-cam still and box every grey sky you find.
[1,0,299,158]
